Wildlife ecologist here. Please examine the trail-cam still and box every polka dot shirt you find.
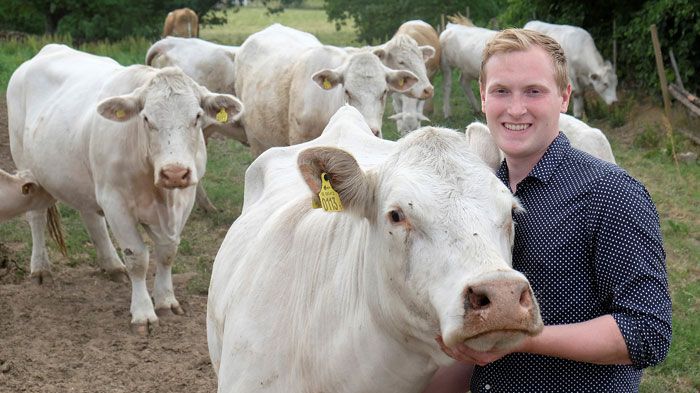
[470,134,672,393]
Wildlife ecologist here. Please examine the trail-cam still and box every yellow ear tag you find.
[116,109,126,119]
[318,172,343,212]
[216,107,228,123]
[398,78,405,87]
[322,78,332,90]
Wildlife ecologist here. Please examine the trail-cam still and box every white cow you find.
[146,36,245,212]
[234,23,418,157]
[390,20,441,135]
[207,106,543,393]
[7,44,242,334]
[465,113,616,172]
[524,21,618,118]
[440,22,497,117]
[0,169,53,222]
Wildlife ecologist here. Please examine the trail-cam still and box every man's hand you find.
[435,336,527,366]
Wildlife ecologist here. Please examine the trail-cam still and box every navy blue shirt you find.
[470,134,672,393]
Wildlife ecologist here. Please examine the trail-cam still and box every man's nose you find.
[507,95,527,116]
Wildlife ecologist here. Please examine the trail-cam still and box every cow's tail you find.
[47,204,67,257]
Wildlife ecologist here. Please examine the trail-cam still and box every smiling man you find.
[423,28,671,393]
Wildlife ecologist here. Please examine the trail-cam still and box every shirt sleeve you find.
[587,170,672,369]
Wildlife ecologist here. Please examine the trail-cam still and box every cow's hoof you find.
[155,304,185,317]
[30,271,53,285]
[130,320,158,336]
[106,269,129,284]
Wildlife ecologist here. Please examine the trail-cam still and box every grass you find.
[0,5,698,392]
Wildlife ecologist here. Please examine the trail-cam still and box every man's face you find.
[480,47,571,164]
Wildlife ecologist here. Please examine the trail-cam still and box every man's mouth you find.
[503,123,530,131]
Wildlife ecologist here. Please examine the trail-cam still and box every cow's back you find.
[234,24,322,156]
[7,44,154,209]
[440,24,495,78]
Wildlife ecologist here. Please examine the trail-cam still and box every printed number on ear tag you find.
[318,172,343,212]
[216,108,228,123]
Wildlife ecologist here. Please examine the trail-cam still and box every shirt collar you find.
[496,132,571,186]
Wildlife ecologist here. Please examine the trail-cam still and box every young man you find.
[424,28,671,392]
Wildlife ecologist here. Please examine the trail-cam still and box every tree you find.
[0,0,226,42]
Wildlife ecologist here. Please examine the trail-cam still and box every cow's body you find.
[234,24,418,157]
[391,20,441,134]
[7,44,242,333]
[146,36,246,212]
[162,8,199,38]
[524,21,618,118]
[465,113,616,172]
[207,106,543,392]
[440,22,497,117]
[0,169,53,222]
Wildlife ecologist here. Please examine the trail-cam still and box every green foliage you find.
[0,0,225,42]
[635,124,663,149]
[323,0,505,44]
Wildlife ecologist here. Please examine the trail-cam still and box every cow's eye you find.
[388,208,405,224]
[194,112,201,126]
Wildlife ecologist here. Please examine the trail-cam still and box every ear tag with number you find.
[322,78,332,90]
[216,108,228,123]
[318,172,343,212]
[116,109,126,119]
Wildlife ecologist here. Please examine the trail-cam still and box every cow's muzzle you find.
[157,164,193,189]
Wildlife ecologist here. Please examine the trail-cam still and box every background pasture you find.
[0,4,698,392]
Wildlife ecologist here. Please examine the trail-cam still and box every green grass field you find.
[0,5,697,392]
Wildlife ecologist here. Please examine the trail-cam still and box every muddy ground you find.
[0,92,218,392]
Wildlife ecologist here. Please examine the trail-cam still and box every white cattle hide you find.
[0,169,53,222]
[207,105,543,393]
[439,23,497,117]
[234,23,418,157]
[465,113,616,172]
[7,44,242,334]
[146,36,246,212]
[524,21,618,118]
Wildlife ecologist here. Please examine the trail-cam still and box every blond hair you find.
[480,28,569,94]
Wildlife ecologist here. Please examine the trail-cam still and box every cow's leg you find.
[26,208,52,285]
[79,210,128,283]
[572,92,584,118]
[143,226,183,317]
[102,204,156,335]
[459,74,480,114]
[442,64,453,118]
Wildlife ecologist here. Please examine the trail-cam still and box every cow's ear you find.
[312,69,343,91]
[372,46,387,61]
[464,122,503,172]
[386,70,418,93]
[97,95,141,122]
[202,93,244,125]
[420,45,435,62]
[297,147,375,218]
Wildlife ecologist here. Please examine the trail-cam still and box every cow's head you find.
[588,60,618,105]
[297,127,542,358]
[389,111,430,136]
[97,67,243,189]
[312,52,418,137]
[374,34,435,100]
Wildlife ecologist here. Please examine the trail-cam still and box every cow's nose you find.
[464,279,533,316]
[421,85,434,99]
[159,165,191,189]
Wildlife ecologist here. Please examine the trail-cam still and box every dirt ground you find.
[0,92,217,392]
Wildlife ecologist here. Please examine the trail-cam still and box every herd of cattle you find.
[0,12,619,392]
